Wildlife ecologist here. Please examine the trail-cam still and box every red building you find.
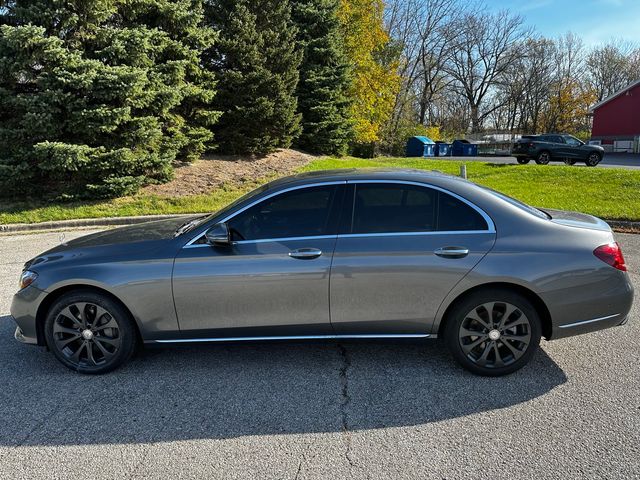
[589,79,640,153]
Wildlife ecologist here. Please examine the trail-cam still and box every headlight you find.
[18,270,38,290]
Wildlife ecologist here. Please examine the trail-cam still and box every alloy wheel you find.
[52,302,121,368]
[587,153,600,166]
[458,301,532,368]
[537,152,550,164]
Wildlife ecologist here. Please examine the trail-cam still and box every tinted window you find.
[564,135,581,146]
[437,192,489,231]
[349,184,488,234]
[228,185,338,240]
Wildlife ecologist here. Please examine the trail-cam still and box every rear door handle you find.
[434,246,469,258]
[288,248,322,260]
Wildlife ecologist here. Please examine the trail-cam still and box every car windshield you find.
[479,186,550,220]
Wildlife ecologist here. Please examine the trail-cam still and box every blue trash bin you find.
[451,139,477,156]
[434,142,451,156]
[405,136,435,157]
[423,143,435,157]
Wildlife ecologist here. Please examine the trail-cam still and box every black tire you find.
[44,290,137,374]
[443,289,542,376]
[585,152,601,167]
[516,157,530,164]
[564,158,576,165]
[535,151,551,165]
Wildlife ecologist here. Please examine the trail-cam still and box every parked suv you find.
[511,134,604,166]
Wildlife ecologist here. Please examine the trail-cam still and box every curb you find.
[1,215,639,235]
[0,214,188,233]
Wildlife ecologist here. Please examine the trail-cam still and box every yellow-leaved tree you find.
[542,80,597,135]
[338,0,400,147]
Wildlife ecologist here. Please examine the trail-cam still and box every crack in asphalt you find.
[337,343,368,477]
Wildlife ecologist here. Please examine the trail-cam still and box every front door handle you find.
[288,248,322,260]
[434,246,469,258]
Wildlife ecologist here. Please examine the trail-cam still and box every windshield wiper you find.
[174,215,209,237]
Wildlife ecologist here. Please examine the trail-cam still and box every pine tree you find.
[291,0,352,155]
[205,0,302,155]
[0,0,219,198]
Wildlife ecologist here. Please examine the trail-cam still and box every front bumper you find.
[10,285,49,346]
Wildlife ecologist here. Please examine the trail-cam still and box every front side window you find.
[349,183,488,234]
[564,135,582,146]
[227,185,338,241]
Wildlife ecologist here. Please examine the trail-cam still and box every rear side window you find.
[348,184,488,234]
[437,192,489,231]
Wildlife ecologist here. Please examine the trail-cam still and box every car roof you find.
[263,168,466,190]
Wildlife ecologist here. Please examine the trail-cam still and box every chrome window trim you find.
[558,313,620,329]
[184,181,347,247]
[183,177,496,248]
[153,333,435,343]
[347,179,496,233]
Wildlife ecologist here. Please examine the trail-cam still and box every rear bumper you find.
[548,273,634,340]
[10,285,48,346]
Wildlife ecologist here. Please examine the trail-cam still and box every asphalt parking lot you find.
[0,230,638,479]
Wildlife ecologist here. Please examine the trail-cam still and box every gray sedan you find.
[10,169,634,376]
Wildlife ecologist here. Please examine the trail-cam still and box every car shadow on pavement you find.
[0,317,567,446]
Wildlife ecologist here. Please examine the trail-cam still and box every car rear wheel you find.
[44,290,137,374]
[516,157,530,164]
[585,152,601,167]
[535,151,551,165]
[444,289,542,376]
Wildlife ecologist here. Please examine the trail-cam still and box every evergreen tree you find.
[291,0,352,155]
[205,0,302,155]
[0,1,219,198]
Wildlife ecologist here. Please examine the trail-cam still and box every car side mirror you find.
[205,223,231,247]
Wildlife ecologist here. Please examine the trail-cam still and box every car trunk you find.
[541,208,612,232]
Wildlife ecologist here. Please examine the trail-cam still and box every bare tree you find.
[587,39,640,101]
[445,9,527,132]
[384,0,462,134]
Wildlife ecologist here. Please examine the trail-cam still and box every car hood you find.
[542,208,611,232]
[39,215,201,255]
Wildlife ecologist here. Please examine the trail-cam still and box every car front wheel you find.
[585,152,601,167]
[444,290,542,376]
[44,290,137,374]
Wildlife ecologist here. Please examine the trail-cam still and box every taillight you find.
[593,242,627,271]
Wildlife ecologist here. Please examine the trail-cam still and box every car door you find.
[329,181,496,335]
[172,183,345,339]
[562,135,584,159]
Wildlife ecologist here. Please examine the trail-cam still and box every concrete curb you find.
[2,214,639,234]
[0,214,188,233]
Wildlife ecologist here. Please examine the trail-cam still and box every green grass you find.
[2,157,640,224]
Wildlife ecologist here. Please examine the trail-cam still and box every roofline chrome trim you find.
[184,180,347,247]
[347,179,496,233]
[183,177,496,247]
[153,333,435,343]
[558,313,620,329]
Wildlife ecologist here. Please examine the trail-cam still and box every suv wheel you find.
[444,289,542,376]
[564,158,576,165]
[535,151,551,165]
[516,158,530,164]
[44,290,137,374]
[585,152,601,167]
